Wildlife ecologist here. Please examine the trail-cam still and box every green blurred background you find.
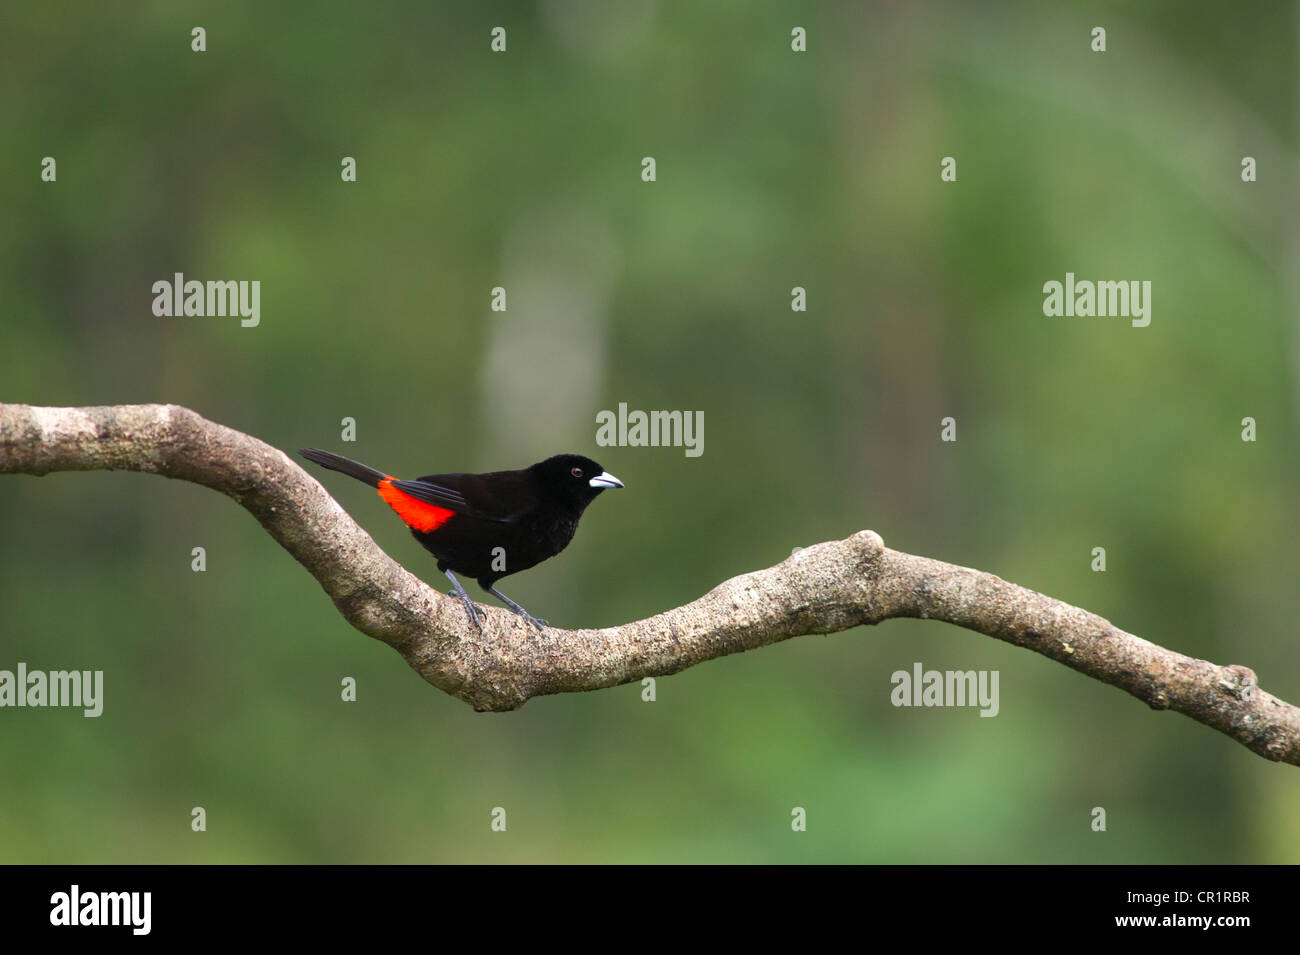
[1,1,1297,863]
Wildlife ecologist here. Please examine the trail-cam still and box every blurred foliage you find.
[0,0,1297,862]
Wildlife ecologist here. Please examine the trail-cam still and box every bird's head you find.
[532,453,624,509]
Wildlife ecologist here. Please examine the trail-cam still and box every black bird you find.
[300,448,623,630]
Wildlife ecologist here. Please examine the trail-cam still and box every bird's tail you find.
[300,448,389,488]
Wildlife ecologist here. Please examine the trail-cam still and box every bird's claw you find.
[467,603,485,631]
[512,609,547,631]
[448,589,485,631]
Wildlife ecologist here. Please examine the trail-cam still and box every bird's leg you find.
[444,569,484,631]
[486,586,547,631]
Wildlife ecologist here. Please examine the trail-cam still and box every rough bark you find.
[1,402,1296,766]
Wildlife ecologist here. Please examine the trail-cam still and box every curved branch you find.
[2,402,1296,765]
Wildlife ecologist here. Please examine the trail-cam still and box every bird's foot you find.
[464,600,485,631]
[447,589,485,610]
[511,609,547,632]
[484,586,547,631]
[448,589,485,630]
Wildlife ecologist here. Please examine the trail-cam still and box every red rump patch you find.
[378,477,456,532]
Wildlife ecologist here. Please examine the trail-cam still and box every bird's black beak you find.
[588,471,624,489]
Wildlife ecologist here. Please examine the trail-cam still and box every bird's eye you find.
[571,467,584,478]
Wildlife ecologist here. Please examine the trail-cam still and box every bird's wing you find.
[390,470,535,524]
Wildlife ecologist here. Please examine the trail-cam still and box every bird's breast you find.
[526,510,580,552]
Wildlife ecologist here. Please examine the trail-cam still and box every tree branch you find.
[2,402,1296,765]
